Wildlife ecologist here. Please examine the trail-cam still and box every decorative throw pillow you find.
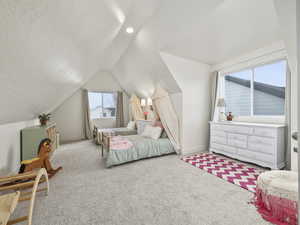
[127,121,136,130]
[136,120,154,135]
[141,125,152,137]
[153,121,164,129]
[141,125,162,140]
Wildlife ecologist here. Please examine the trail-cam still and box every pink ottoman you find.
[254,170,298,225]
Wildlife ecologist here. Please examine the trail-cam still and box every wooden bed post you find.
[101,134,111,156]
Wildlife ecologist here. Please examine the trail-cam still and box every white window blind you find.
[224,60,286,117]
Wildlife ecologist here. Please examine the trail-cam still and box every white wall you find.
[0,119,39,175]
[52,71,129,143]
[161,52,212,155]
[273,0,298,171]
[52,90,86,143]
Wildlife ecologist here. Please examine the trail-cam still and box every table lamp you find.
[217,98,226,121]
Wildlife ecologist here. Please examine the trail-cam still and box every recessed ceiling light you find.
[126,27,134,34]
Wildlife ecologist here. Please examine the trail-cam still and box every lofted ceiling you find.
[112,0,282,96]
[0,0,285,124]
[0,0,158,124]
[154,0,280,65]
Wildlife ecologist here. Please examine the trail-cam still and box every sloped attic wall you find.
[0,0,159,173]
[112,37,181,97]
[52,71,130,143]
[112,0,281,96]
[112,0,220,96]
[0,0,161,125]
[0,0,122,124]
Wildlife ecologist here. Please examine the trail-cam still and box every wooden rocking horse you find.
[19,138,62,178]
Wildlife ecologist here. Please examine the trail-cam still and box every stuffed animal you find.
[19,138,62,178]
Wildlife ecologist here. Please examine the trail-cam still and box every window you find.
[88,92,117,119]
[224,69,252,116]
[224,60,286,117]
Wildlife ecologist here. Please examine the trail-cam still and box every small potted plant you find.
[38,113,51,126]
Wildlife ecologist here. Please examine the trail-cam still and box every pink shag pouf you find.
[254,170,298,225]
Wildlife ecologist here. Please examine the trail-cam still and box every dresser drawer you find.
[211,130,227,138]
[211,136,227,145]
[237,149,274,163]
[253,127,277,137]
[248,136,275,155]
[227,133,247,148]
[211,124,252,134]
[211,143,237,154]
[211,124,230,131]
[230,126,253,134]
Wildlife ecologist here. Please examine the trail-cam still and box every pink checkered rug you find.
[182,153,265,193]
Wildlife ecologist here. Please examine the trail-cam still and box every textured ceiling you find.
[153,0,281,65]
[0,0,284,124]
[0,0,157,124]
[112,0,282,96]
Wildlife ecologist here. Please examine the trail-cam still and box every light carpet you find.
[12,141,271,225]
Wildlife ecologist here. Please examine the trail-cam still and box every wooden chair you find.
[0,168,49,225]
[0,191,20,225]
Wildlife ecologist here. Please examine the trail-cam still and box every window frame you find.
[221,58,287,121]
[88,91,117,120]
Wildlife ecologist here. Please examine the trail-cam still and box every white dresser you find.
[209,121,286,169]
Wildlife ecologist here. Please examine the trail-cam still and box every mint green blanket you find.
[106,135,175,167]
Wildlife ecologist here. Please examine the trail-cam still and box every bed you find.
[93,126,137,145]
[103,135,175,167]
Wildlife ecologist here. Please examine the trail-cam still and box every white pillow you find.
[141,125,152,137]
[127,121,136,130]
[141,125,162,140]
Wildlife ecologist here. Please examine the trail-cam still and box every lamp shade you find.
[217,98,226,107]
[141,98,146,107]
[147,98,152,106]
